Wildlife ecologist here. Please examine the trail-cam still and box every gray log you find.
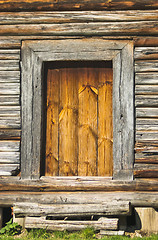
[25,217,118,231]
[13,201,131,217]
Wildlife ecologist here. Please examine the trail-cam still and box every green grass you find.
[0,228,158,240]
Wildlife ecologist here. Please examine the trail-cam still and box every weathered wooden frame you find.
[21,39,134,180]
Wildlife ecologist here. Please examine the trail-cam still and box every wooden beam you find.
[0,0,157,11]
[13,201,131,217]
[0,177,158,191]
[1,191,158,207]
[25,217,119,231]
[0,22,157,36]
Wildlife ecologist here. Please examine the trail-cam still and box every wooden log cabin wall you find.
[0,0,157,233]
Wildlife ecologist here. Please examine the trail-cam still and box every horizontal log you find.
[135,73,158,85]
[0,83,20,95]
[0,106,20,116]
[1,191,158,207]
[0,50,20,60]
[0,71,20,82]
[135,140,158,163]
[0,117,20,129]
[135,152,158,164]
[0,39,20,49]
[134,37,158,47]
[0,177,158,191]
[0,60,19,71]
[0,129,21,140]
[0,0,157,11]
[0,164,19,176]
[0,140,20,152]
[135,95,158,107]
[135,47,158,60]
[0,22,157,36]
[25,217,118,231]
[134,169,158,178]
[136,85,158,95]
[0,96,19,106]
[0,11,158,24]
[136,108,158,118]
[0,152,20,164]
[136,131,158,141]
[14,201,131,217]
[136,119,158,131]
[135,60,158,72]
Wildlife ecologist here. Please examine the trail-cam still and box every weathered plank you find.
[0,141,20,151]
[0,60,19,71]
[135,47,158,59]
[136,108,158,118]
[134,164,158,178]
[135,73,158,85]
[13,201,131,217]
[0,0,157,11]
[136,131,158,141]
[135,153,158,164]
[0,164,19,176]
[0,22,157,36]
[0,11,158,24]
[134,37,158,47]
[0,106,20,117]
[0,129,21,140]
[0,83,20,95]
[0,39,21,48]
[1,191,158,207]
[0,177,158,191]
[0,50,20,60]
[136,85,158,95]
[0,96,19,106]
[135,140,158,163]
[135,95,158,107]
[25,217,118,231]
[0,71,20,82]
[0,117,20,129]
[0,152,20,164]
[135,60,158,72]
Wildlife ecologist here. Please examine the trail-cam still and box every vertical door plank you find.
[45,69,59,176]
[78,67,98,176]
[59,67,78,176]
[98,68,113,176]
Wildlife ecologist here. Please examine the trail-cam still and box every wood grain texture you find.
[14,201,131,217]
[0,0,157,11]
[0,22,157,36]
[98,67,113,176]
[135,47,158,59]
[1,191,158,207]
[135,73,158,85]
[135,95,158,107]
[0,11,158,24]
[135,60,158,72]
[59,67,78,176]
[0,96,19,106]
[134,164,158,178]
[0,164,19,176]
[25,217,118,231]
[0,177,158,191]
[45,68,59,176]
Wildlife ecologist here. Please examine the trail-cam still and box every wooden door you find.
[45,61,113,177]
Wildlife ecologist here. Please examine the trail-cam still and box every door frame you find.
[21,39,134,181]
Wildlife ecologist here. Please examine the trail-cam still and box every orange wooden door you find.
[45,61,113,177]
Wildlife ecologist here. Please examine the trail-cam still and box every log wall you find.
[0,10,157,181]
